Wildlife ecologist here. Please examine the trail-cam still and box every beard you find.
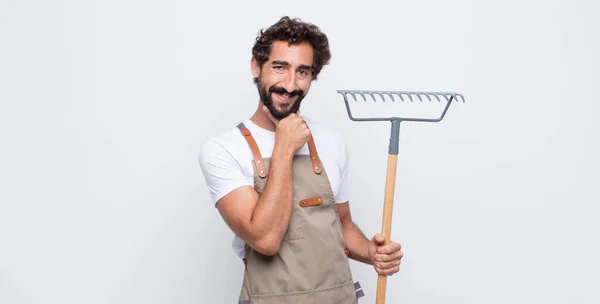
[256,76,305,120]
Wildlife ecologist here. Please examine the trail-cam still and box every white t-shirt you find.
[198,116,349,258]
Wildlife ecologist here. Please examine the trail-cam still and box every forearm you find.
[248,143,295,248]
[341,218,372,264]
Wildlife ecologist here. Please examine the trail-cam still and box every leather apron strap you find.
[237,122,323,176]
[237,123,267,178]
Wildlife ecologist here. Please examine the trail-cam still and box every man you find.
[199,16,403,303]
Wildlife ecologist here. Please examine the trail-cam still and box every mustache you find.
[269,86,303,97]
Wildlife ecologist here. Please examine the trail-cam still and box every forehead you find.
[269,41,314,66]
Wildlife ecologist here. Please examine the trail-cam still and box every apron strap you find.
[237,123,267,178]
[237,122,322,176]
[307,134,322,174]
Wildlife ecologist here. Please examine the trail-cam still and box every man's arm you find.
[337,202,372,264]
[337,201,404,275]
[215,112,310,256]
[215,146,293,256]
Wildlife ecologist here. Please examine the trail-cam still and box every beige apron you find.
[236,123,364,304]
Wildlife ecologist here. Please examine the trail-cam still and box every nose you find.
[282,70,296,93]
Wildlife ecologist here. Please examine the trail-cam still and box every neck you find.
[250,101,276,132]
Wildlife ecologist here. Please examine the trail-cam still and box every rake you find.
[337,90,465,304]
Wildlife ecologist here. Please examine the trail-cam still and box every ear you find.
[251,57,261,79]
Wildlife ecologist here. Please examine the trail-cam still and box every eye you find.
[273,65,284,70]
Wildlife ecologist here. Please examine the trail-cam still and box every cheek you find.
[262,73,284,87]
[300,82,311,93]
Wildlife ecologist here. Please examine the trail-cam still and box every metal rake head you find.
[337,90,465,154]
[337,90,465,123]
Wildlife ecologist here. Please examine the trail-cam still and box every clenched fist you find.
[368,233,403,276]
[263,106,310,154]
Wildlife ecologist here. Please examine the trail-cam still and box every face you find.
[252,41,314,120]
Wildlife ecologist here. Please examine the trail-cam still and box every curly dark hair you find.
[252,16,331,81]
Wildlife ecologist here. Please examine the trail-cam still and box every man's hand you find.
[368,233,403,276]
[262,106,310,154]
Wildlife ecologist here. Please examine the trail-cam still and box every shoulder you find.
[199,124,249,168]
[303,116,347,148]
[198,123,256,205]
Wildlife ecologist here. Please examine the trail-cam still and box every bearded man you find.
[199,16,403,303]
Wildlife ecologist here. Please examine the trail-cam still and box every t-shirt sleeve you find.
[335,138,350,204]
[199,139,252,206]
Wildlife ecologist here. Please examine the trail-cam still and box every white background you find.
[1,0,599,303]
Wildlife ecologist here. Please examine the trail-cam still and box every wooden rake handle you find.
[376,154,398,304]
[376,121,401,304]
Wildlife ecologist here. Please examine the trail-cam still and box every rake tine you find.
[405,93,414,102]
[442,94,451,102]
[385,92,395,101]
[358,92,367,102]
[349,92,357,102]
[367,92,376,102]
[398,93,405,102]
[375,92,385,102]
[424,93,432,102]
[433,94,441,102]
[415,93,423,102]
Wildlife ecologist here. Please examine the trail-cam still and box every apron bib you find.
[236,122,363,304]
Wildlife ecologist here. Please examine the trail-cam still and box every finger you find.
[372,234,386,245]
[377,242,401,255]
[373,259,401,270]
[376,265,400,276]
[262,105,279,125]
[374,250,403,263]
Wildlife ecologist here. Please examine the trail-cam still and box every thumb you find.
[262,105,279,125]
[372,234,386,246]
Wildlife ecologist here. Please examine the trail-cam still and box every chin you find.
[275,103,293,111]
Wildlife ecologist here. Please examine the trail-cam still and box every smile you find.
[273,92,296,103]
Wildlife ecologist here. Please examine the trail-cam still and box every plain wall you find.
[1,0,599,303]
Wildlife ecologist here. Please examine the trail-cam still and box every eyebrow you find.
[271,60,289,66]
[271,60,313,70]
